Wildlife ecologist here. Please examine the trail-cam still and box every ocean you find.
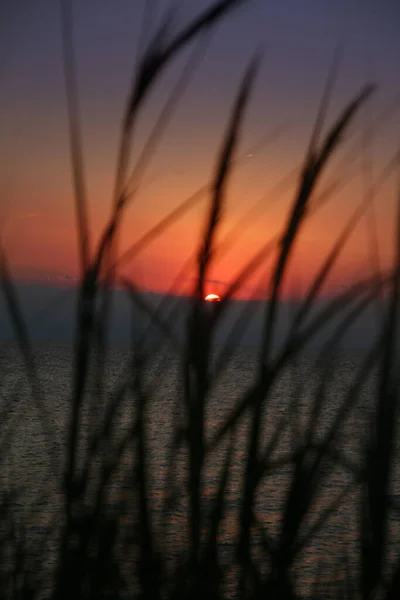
[0,341,399,598]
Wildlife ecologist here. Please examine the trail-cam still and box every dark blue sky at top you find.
[2,0,399,139]
[1,1,398,213]
[0,3,398,253]
[1,0,399,238]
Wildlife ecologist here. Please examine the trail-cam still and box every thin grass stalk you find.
[195,431,235,600]
[272,340,381,577]
[132,349,161,600]
[98,35,215,387]
[184,55,259,584]
[237,409,260,595]
[361,164,400,598]
[54,2,102,593]
[159,379,186,542]
[235,85,374,598]
[91,37,209,422]
[7,5,400,594]
[87,4,256,423]
[214,167,298,263]
[262,88,400,223]
[111,0,251,210]
[156,91,400,297]
[207,270,390,455]
[121,277,181,349]
[135,0,161,82]
[288,200,368,338]
[361,122,384,326]
[287,283,305,457]
[212,267,272,381]
[93,33,211,407]
[60,0,90,275]
[210,142,399,332]
[124,34,210,200]
[292,480,358,559]
[260,57,345,368]
[9,134,396,427]
[260,84,375,369]
[54,275,100,598]
[54,6,258,594]
[305,46,342,164]
[0,247,56,472]
[120,159,286,380]
[308,337,380,467]
[111,126,285,275]
[302,295,373,452]
[85,277,180,484]
[128,0,251,116]
[196,50,261,299]
[136,147,292,368]
[258,290,381,481]
[87,294,156,523]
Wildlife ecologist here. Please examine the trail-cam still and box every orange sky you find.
[1,0,399,300]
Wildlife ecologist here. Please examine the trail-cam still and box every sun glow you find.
[204,293,221,302]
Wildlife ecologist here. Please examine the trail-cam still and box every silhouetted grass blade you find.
[184,53,260,588]
[260,84,375,367]
[60,0,90,275]
[361,167,400,598]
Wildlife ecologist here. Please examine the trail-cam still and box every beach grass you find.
[1,1,400,598]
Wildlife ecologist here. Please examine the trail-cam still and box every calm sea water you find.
[1,342,399,598]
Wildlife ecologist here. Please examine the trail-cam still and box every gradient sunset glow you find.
[1,1,400,300]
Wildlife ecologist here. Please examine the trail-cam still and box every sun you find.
[204,293,221,303]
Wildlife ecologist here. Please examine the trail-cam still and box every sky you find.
[0,0,399,301]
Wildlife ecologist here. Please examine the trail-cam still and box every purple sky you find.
[0,0,399,297]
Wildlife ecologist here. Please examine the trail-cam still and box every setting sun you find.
[204,293,221,302]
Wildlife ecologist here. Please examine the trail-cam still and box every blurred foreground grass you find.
[1,1,400,599]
